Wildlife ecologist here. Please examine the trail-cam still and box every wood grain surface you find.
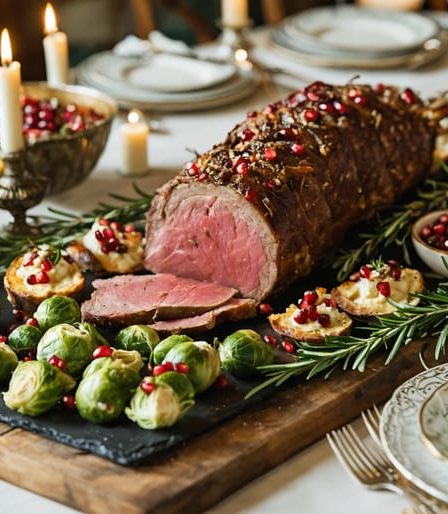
[0,338,443,514]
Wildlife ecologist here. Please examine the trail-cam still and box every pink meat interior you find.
[145,184,277,300]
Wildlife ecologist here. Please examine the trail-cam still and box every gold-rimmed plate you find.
[420,381,448,461]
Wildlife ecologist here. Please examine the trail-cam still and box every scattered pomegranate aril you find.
[348,88,360,99]
[98,218,109,226]
[294,309,309,324]
[0,335,8,343]
[439,214,448,225]
[215,374,230,389]
[247,110,257,118]
[103,228,114,240]
[391,267,401,281]
[282,340,295,353]
[317,314,331,328]
[375,83,385,93]
[308,305,319,321]
[48,355,66,370]
[174,362,190,374]
[35,271,50,284]
[318,102,334,113]
[101,243,111,255]
[26,274,37,285]
[22,355,33,362]
[264,147,277,161]
[186,162,199,176]
[265,179,277,190]
[23,251,38,266]
[95,229,105,242]
[304,109,318,122]
[350,272,361,282]
[333,100,348,114]
[93,345,113,359]
[244,188,257,201]
[324,297,336,308]
[263,335,277,347]
[291,142,305,156]
[420,226,432,239]
[277,128,297,140]
[152,364,167,376]
[236,160,248,175]
[303,290,318,305]
[198,172,208,181]
[387,259,400,268]
[359,265,372,279]
[110,221,122,232]
[12,309,24,323]
[164,362,175,372]
[63,394,76,410]
[140,380,156,395]
[264,103,279,115]
[124,224,135,233]
[259,303,274,316]
[401,88,415,105]
[354,95,367,106]
[41,258,53,272]
[242,129,255,142]
[26,318,39,327]
[434,223,445,235]
[377,281,391,297]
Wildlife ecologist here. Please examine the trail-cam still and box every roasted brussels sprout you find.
[218,329,275,378]
[115,325,159,360]
[0,344,19,383]
[126,375,195,430]
[155,371,195,406]
[82,322,108,347]
[36,323,100,377]
[4,360,75,416]
[75,352,142,423]
[152,334,193,365]
[8,324,42,353]
[163,341,220,393]
[34,295,81,332]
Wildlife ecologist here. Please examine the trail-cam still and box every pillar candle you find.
[120,110,149,176]
[43,3,69,85]
[221,0,249,27]
[0,29,24,153]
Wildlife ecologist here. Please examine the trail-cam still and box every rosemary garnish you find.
[0,184,153,273]
[246,283,448,399]
[333,165,448,282]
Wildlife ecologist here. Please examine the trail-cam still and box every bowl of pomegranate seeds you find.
[16,82,116,195]
[412,210,448,277]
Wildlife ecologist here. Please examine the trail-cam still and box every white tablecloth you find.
[1,22,447,514]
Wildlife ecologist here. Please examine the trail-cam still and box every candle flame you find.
[44,3,58,35]
[128,109,142,124]
[1,29,12,66]
[234,48,248,64]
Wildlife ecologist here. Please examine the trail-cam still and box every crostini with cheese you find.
[332,261,424,317]
[67,218,144,275]
[269,287,353,342]
[4,246,85,314]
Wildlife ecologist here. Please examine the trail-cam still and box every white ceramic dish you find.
[380,364,448,504]
[412,210,448,278]
[420,381,448,461]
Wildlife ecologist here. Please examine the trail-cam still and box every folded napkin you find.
[113,31,191,58]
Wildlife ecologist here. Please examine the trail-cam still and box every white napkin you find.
[113,35,152,57]
[113,31,192,58]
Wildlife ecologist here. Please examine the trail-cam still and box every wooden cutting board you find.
[0,338,443,514]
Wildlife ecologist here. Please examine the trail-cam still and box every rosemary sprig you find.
[0,184,153,273]
[246,284,448,399]
[333,165,448,282]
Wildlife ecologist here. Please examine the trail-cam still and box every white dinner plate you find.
[285,6,439,55]
[380,364,448,504]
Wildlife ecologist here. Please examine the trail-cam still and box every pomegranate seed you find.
[26,274,37,285]
[186,162,199,176]
[359,265,372,279]
[444,240,448,250]
[23,355,33,362]
[110,221,122,232]
[350,271,361,281]
[103,228,114,240]
[63,394,76,410]
[348,88,360,99]
[264,103,279,114]
[247,110,257,118]
[304,109,318,122]
[242,129,255,142]
[92,345,113,359]
[0,335,8,343]
[23,251,38,266]
[282,340,295,353]
[291,143,305,156]
[401,88,415,105]
[317,314,331,328]
[391,267,401,280]
[48,355,66,370]
[387,259,400,268]
[152,364,166,376]
[324,298,336,308]
[35,271,50,284]
[198,172,208,181]
[294,309,309,324]
[306,90,320,101]
[98,218,109,226]
[174,362,189,374]
[264,147,277,161]
[101,243,111,254]
[333,100,348,114]
[95,229,105,242]
[12,309,24,322]
[439,214,448,225]
[303,290,318,305]
[318,102,334,113]
[215,374,229,389]
[265,179,276,190]
[277,128,297,140]
[376,83,385,93]
[236,160,248,175]
[263,335,277,347]
[377,281,391,297]
[259,303,274,315]
[26,318,39,327]
[164,362,175,372]
[41,258,53,272]
[124,224,136,233]
[421,226,432,239]
[116,244,127,254]
[140,380,156,395]
[308,305,319,321]
[354,95,367,106]
[244,188,257,201]
[434,223,445,235]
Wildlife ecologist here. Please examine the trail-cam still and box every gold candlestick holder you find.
[0,149,48,235]
[218,19,254,64]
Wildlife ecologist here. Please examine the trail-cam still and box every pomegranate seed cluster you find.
[420,213,448,251]
[152,361,190,377]
[21,247,75,287]
[293,288,337,328]
[349,261,403,298]
[94,219,134,255]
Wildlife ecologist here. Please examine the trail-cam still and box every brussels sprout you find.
[37,323,100,377]
[76,356,141,424]
[8,325,42,354]
[125,378,195,430]
[34,295,81,332]
[4,360,75,416]
[153,334,193,365]
[115,325,159,360]
[82,349,143,379]
[0,344,19,383]
[163,341,220,393]
[218,329,275,379]
[155,371,195,406]
[82,322,108,347]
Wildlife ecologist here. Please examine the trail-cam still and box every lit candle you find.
[0,29,24,153]
[43,2,69,85]
[120,110,149,176]
[221,0,249,28]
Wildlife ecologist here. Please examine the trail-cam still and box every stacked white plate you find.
[271,6,447,69]
[77,52,257,112]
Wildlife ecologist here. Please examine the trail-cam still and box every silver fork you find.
[327,424,435,514]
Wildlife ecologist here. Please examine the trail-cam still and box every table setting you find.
[0,0,448,513]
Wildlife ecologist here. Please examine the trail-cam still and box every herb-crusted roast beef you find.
[145,82,447,301]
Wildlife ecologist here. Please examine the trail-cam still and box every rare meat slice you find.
[81,273,237,327]
[148,298,257,335]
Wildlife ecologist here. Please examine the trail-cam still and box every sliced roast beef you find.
[145,82,444,301]
[148,298,257,335]
[81,273,237,327]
